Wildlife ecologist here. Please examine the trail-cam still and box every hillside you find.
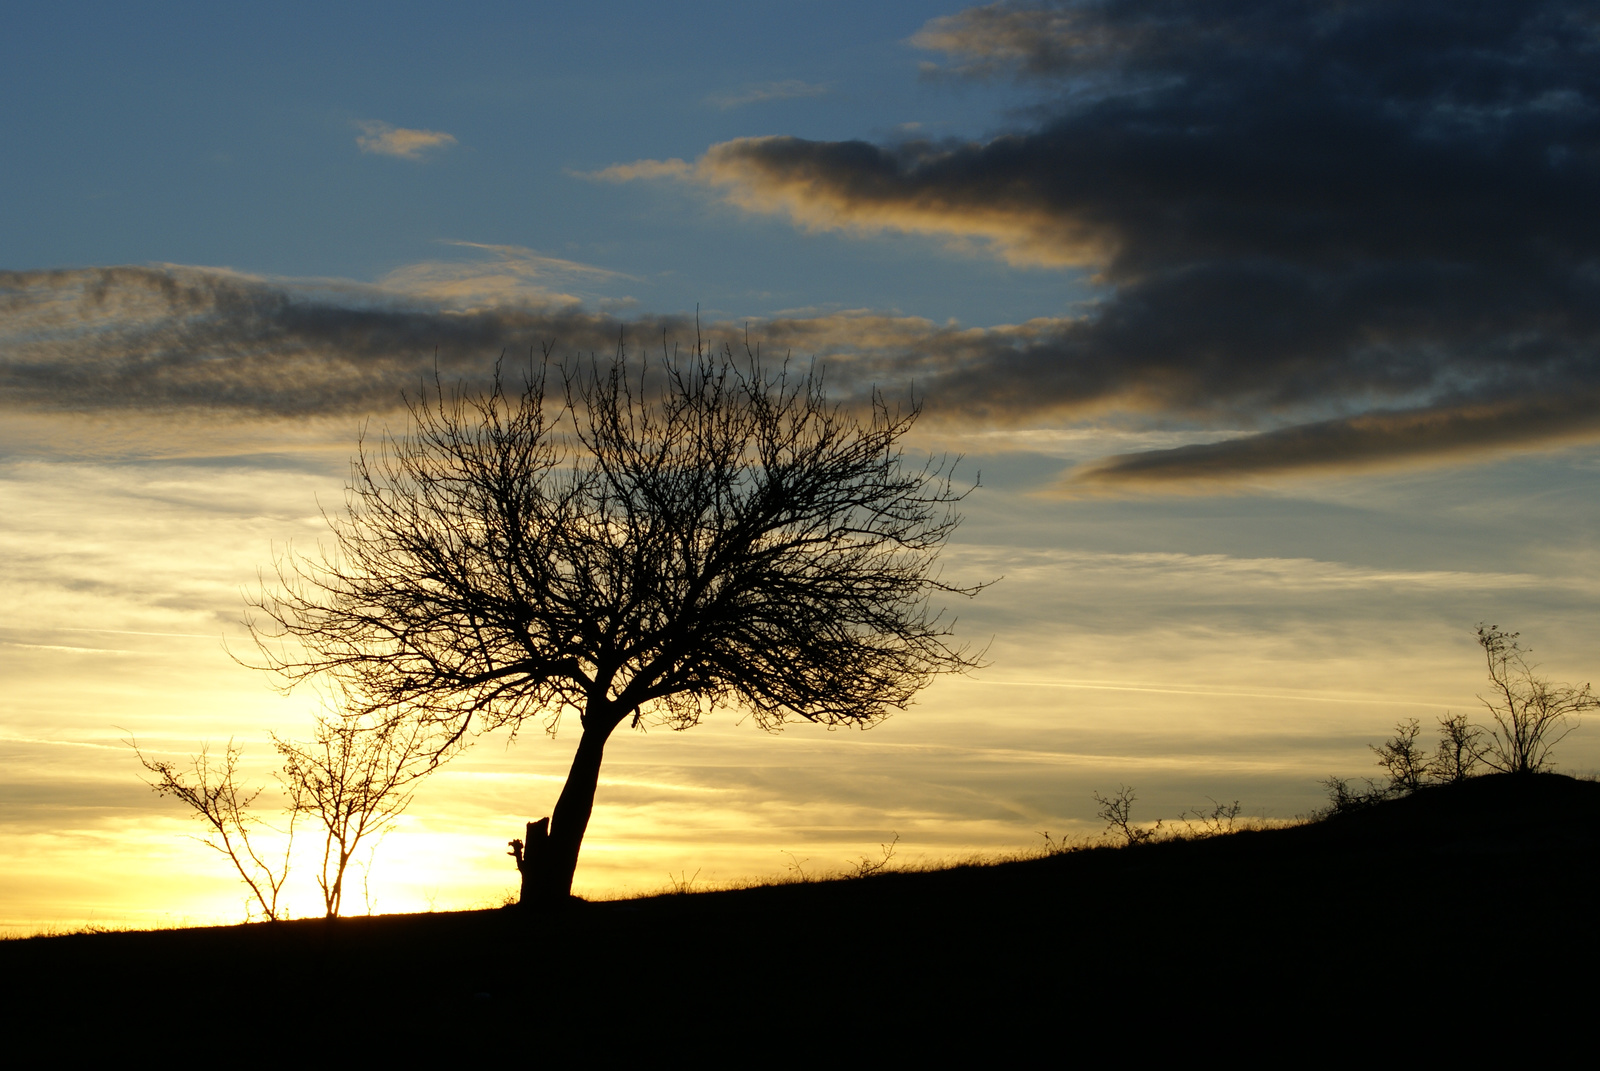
[4,772,1598,1047]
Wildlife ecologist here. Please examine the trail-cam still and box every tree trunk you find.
[514,817,549,906]
[521,711,621,907]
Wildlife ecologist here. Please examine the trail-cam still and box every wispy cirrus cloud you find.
[354,119,458,159]
[704,80,830,110]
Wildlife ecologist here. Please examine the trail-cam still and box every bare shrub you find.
[1319,775,1390,816]
[1179,797,1243,837]
[1432,712,1483,784]
[1475,625,1597,774]
[1372,718,1432,794]
[1092,785,1162,846]
[848,833,900,878]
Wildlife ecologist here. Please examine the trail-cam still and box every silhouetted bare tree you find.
[273,709,437,917]
[1475,625,1597,774]
[131,738,298,921]
[248,339,984,904]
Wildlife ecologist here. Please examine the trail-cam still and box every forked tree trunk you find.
[518,710,622,907]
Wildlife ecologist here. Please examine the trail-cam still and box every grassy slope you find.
[4,772,1598,1047]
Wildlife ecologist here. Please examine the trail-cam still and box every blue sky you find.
[3,2,1080,324]
[5,1,1600,926]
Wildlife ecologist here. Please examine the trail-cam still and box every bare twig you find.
[849,833,900,878]
[1179,797,1242,838]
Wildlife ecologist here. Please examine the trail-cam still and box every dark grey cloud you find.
[1063,392,1600,490]
[686,1,1600,481]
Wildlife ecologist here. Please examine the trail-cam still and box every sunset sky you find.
[6,0,1600,930]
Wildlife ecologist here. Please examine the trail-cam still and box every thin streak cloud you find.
[1062,394,1600,491]
[983,679,1443,708]
[705,80,830,110]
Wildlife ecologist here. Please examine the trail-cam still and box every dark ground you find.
[4,773,1598,1053]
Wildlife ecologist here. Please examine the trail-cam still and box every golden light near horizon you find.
[6,413,1598,931]
[6,1,1600,931]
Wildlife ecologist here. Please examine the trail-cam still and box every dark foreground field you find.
[5,773,1598,1051]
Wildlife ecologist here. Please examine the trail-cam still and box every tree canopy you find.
[249,340,984,901]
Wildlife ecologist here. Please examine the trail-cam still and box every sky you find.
[5,0,1600,930]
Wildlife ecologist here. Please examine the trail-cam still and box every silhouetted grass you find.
[5,773,1598,1050]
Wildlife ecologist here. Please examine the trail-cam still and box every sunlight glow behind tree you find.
[247,340,986,903]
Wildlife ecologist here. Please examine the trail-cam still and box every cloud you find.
[6,263,1598,465]
[908,1,1174,84]
[0,265,671,418]
[6,251,1600,487]
[704,80,830,110]
[0,267,1025,424]
[0,265,1088,428]
[377,242,637,310]
[1060,394,1600,492]
[354,120,458,159]
[435,242,633,282]
[577,158,692,183]
[616,0,1600,483]
[697,135,1109,267]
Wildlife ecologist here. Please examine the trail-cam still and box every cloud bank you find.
[10,3,1600,487]
[604,0,1600,485]
[5,258,1600,484]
